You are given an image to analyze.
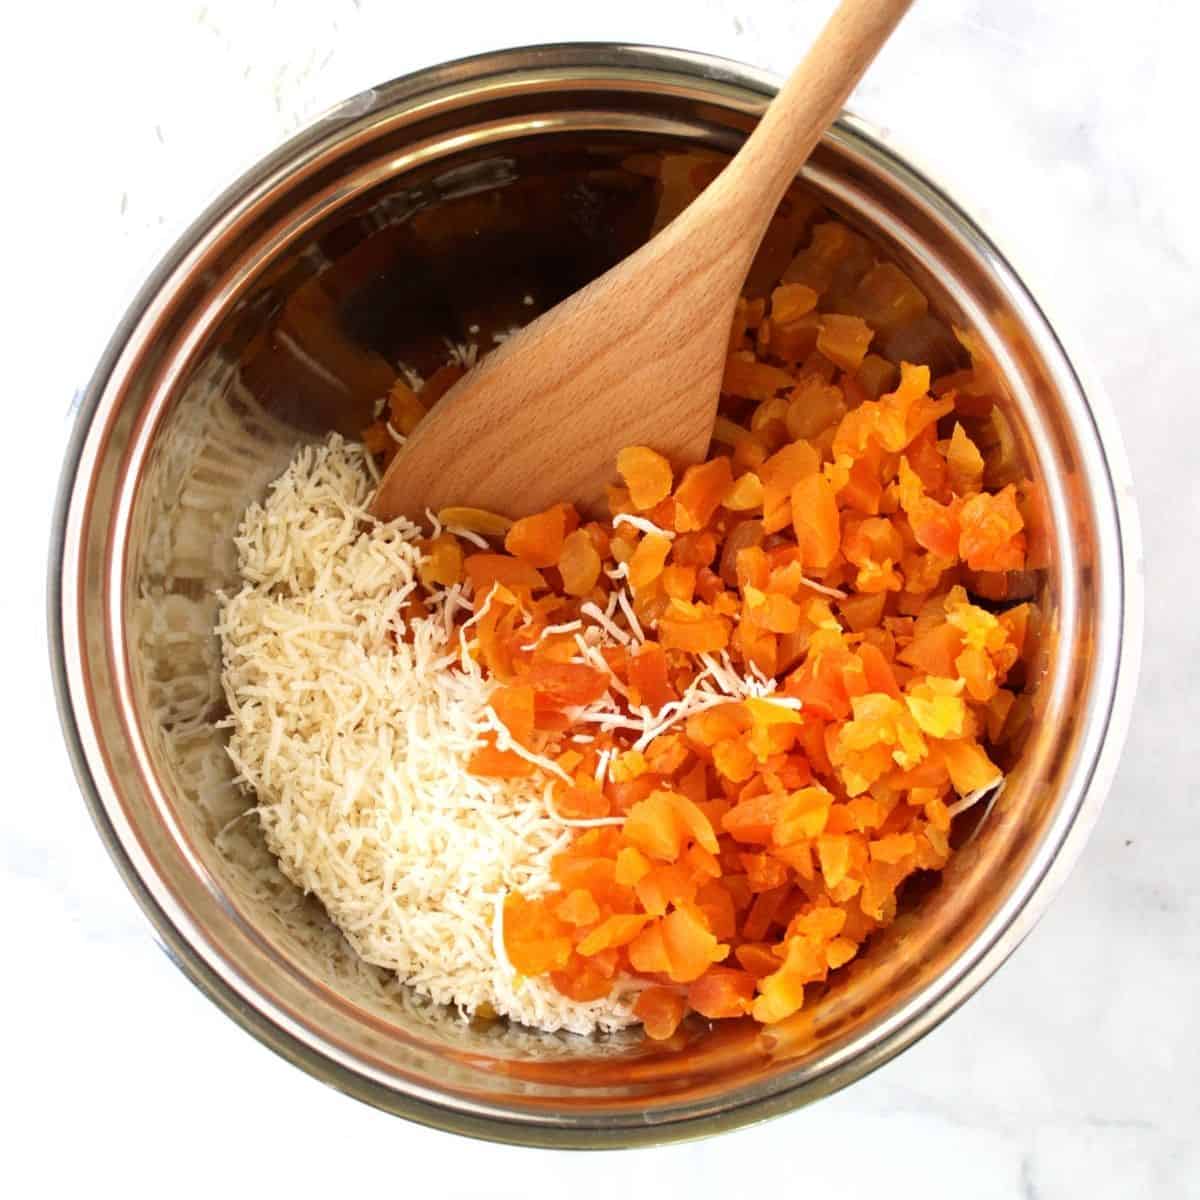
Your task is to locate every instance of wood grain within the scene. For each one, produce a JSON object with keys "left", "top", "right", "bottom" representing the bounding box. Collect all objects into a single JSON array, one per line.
[{"left": 372, "top": 0, "right": 914, "bottom": 521}]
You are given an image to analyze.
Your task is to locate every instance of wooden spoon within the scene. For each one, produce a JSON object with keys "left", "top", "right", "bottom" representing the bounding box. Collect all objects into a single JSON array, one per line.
[{"left": 372, "top": 0, "right": 914, "bottom": 522}]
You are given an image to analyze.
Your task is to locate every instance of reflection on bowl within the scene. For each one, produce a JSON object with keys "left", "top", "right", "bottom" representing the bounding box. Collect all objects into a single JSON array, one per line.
[{"left": 51, "top": 44, "right": 1139, "bottom": 1146}]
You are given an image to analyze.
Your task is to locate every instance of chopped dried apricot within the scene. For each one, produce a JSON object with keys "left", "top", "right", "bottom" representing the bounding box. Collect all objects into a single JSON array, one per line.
[
  {"left": 661, "top": 905, "right": 729, "bottom": 982},
  {"left": 577, "top": 914, "right": 650, "bottom": 957},
  {"left": 387, "top": 379, "right": 428, "bottom": 435},
  {"left": 790, "top": 474, "right": 840, "bottom": 571},
  {"left": 658, "top": 608, "right": 731, "bottom": 654},
  {"left": 419, "top": 532, "right": 464, "bottom": 588},
  {"left": 761, "top": 440, "right": 819, "bottom": 533},
  {"left": 558, "top": 527, "right": 602, "bottom": 596},
  {"left": 628, "top": 643, "right": 675, "bottom": 711},
  {"left": 675, "top": 457, "right": 734, "bottom": 531},
  {"left": 618, "top": 445, "right": 674, "bottom": 511},
  {"left": 464, "top": 553, "right": 546, "bottom": 594},
  {"left": 503, "top": 893, "right": 571, "bottom": 976},
  {"left": 628, "top": 533, "right": 673, "bottom": 592},
  {"left": 444, "top": 219, "right": 1041, "bottom": 1042},
  {"left": 624, "top": 792, "right": 687, "bottom": 862},
  {"left": 628, "top": 920, "right": 672, "bottom": 975},
  {"left": 688, "top": 967, "right": 755, "bottom": 1019},
  {"left": 438, "top": 506, "right": 514, "bottom": 538},
  {"left": 817, "top": 313, "right": 874, "bottom": 371},
  {"left": 723, "top": 353, "right": 795, "bottom": 401},
  {"left": 490, "top": 684, "right": 535, "bottom": 747},
  {"left": 469, "top": 738, "right": 533, "bottom": 779},
  {"left": 635, "top": 987, "right": 687, "bottom": 1040},
  {"left": 526, "top": 659, "right": 608, "bottom": 707},
  {"left": 959, "top": 485, "right": 1026, "bottom": 572}
]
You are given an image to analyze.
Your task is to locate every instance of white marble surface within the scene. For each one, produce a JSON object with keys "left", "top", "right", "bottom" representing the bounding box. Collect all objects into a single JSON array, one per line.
[{"left": 3, "top": 1, "right": 1196, "bottom": 1195}]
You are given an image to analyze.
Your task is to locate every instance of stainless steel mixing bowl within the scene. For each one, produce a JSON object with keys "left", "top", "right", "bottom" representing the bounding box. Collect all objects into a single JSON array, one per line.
[{"left": 49, "top": 44, "right": 1141, "bottom": 1146}]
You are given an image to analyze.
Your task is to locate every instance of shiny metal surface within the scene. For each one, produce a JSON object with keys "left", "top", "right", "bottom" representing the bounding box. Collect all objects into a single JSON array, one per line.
[{"left": 49, "top": 44, "right": 1141, "bottom": 1146}]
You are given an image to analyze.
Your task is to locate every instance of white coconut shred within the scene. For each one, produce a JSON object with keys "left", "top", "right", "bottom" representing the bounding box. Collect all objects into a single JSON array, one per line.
[{"left": 216, "top": 435, "right": 638, "bottom": 1035}]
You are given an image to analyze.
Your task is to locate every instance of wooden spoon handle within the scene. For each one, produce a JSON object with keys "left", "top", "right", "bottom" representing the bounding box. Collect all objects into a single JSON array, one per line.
[{"left": 703, "top": 0, "right": 915, "bottom": 227}]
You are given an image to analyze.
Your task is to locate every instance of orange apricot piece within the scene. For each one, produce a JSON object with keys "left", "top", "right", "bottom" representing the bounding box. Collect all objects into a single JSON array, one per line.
[
  {"left": 686, "top": 703, "right": 751, "bottom": 747},
  {"left": 661, "top": 905, "right": 729, "bottom": 983},
  {"left": 615, "top": 845, "right": 652, "bottom": 887},
  {"left": 555, "top": 784, "right": 612, "bottom": 819},
  {"left": 464, "top": 553, "right": 546, "bottom": 594},
  {"left": 469, "top": 737, "right": 534, "bottom": 779},
  {"left": 489, "top": 684, "right": 535, "bottom": 747},
  {"left": 386, "top": 378, "right": 429, "bottom": 434},
  {"left": 722, "top": 792, "right": 787, "bottom": 844},
  {"left": 675, "top": 457, "right": 734, "bottom": 531},
  {"left": 959, "top": 486, "right": 1026, "bottom": 572},
  {"left": 658, "top": 610, "right": 731, "bottom": 654},
  {"left": 556, "top": 889, "right": 600, "bottom": 926},
  {"left": 628, "top": 920, "right": 672, "bottom": 974},
  {"left": 503, "top": 893, "right": 572, "bottom": 976},
  {"left": 688, "top": 968, "right": 756, "bottom": 1019},
  {"left": 869, "top": 833, "right": 917, "bottom": 864},
  {"left": 816, "top": 834, "right": 852, "bottom": 887},
  {"left": 664, "top": 791, "right": 719, "bottom": 854},
  {"left": 790, "top": 474, "right": 840, "bottom": 571},
  {"left": 946, "top": 423, "right": 985, "bottom": 494},
  {"left": 628, "top": 642, "right": 676, "bottom": 712},
  {"left": 899, "top": 622, "right": 963, "bottom": 677},
  {"left": 695, "top": 880, "right": 737, "bottom": 940},
  {"left": 771, "top": 282, "right": 819, "bottom": 322},
  {"left": 725, "top": 471, "right": 765, "bottom": 511},
  {"left": 577, "top": 914, "right": 650, "bottom": 957},
  {"left": 635, "top": 987, "right": 687, "bottom": 1040},
  {"left": 742, "top": 885, "right": 789, "bottom": 941},
  {"left": 552, "top": 957, "right": 615, "bottom": 1001},
  {"left": 751, "top": 967, "right": 805, "bottom": 1024},
  {"left": 713, "top": 737, "right": 757, "bottom": 783},
  {"left": 741, "top": 852, "right": 789, "bottom": 892},
  {"left": 628, "top": 533, "right": 673, "bottom": 592},
  {"left": 723, "top": 353, "right": 795, "bottom": 402},
  {"left": 672, "top": 531, "right": 719, "bottom": 566},
  {"left": 817, "top": 313, "right": 874, "bottom": 371},
  {"left": 735, "top": 943, "right": 782, "bottom": 979},
  {"left": 558, "top": 528, "right": 602, "bottom": 596},
  {"left": 618, "top": 445, "right": 674, "bottom": 511},
  {"left": 939, "top": 739, "right": 1000, "bottom": 794},
  {"left": 419, "top": 532, "right": 464, "bottom": 588},
  {"left": 505, "top": 504, "right": 569, "bottom": 567},
  {"left": 525, "top": 659, "right": 608, "bottom": 707},
  {"left": 760, "top": 440, "right": 820, "bottom": 533},
  {"left": 624, "top": 792, "right": 687, "bottom": 862}
]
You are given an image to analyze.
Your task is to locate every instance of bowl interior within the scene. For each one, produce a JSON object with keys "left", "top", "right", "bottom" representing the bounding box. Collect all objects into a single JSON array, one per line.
[{"left": 62, "top": 49, "right": 1123, "bottom": 1145}]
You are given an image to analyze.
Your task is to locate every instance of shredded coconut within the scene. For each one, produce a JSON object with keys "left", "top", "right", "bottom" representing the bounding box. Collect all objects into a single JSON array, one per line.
[
  {"left": 445, "top": 525, "right": 489, "bottom": 550},
  {"left": 522, "top": 620, "right": 583, "bottom": 649},
  {"left": 217, "top": 436, "right": 636, "bottom": 1035},
  {"left": 580, "top": 600, "right": 633, "bottom": 646},
  {"left": 947, "top": 776, "right": 1006, "bottom": 828},
  {"left": 797, "top": 575, "right": 848, "bottom": 599},
  {"left": 612, "top": 512, "right": 675, "bottom": 540},
  {"left": 616, "top": 588, "right": 646, "bottom": 642}
]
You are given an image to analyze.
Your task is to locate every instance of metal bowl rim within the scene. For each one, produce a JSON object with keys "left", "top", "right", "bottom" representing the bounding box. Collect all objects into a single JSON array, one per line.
[{"left": 47, "top": 41, "right": 1143, "bottom": 1148}]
